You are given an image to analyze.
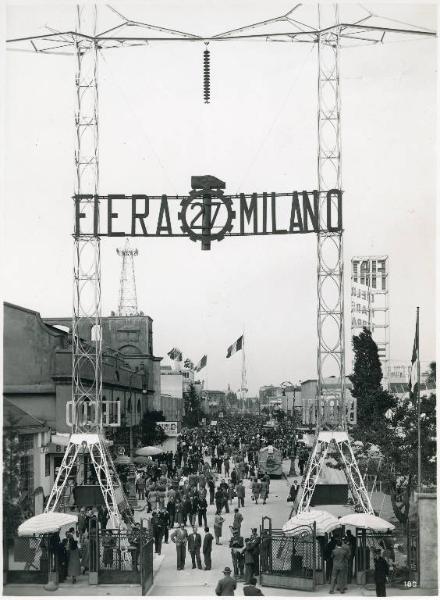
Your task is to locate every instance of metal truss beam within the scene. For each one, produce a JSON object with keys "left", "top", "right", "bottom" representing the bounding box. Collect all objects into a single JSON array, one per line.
[
  {"left": 6, "top": 5, "right": 435, "bottom": 54},
  {"left": 296, "top": 431, "right": 373, "bottom": 514},
  {"left": 73, "top": 4, "right": 101, "bottom": 434},
  {"left": 43, "top": 5, "right": 130, "bottom": 529},
  {"left": 316, "top": 5, "right": 345, "bottom": 431}
]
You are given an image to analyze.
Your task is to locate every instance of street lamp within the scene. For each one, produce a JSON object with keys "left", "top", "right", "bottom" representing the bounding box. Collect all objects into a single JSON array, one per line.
[{"left": 280, "top": 381, "right": 298, "bottom": 476}]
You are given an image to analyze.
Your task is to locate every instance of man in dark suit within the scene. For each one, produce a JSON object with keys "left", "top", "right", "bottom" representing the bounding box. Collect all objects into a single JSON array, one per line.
[
  {"left": 229, "top": 528, "right": 244, "bottom": 578},
  {"left": 243, "top": 576, "right": 264, "bottom": 596},
  {"left": 373, "top": 548, "right": 389, "bottom": 597},
  {"left": 203, "top": 526, "right": 214, "bottom": 570},
  {"left": 215, "top": 566, "right": 237, "bottom": 596},
  {"left": 188, "top": 526, "right": 203, "bottom": 569},
  {"left": 198, "top": 496, "right": 208, "bottom": 528}
]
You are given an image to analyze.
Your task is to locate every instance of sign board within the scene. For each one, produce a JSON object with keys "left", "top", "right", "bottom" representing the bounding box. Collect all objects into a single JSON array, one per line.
[
  {"left": 157, "top": 421, "right": 178, "bottom": 436},
  {"left": 74, "top": 176, "right": 342, "bottom": 250},
  {"left": 218, "top": 412, "right": 224, "bottom": 418},
  {"left": 210, "top": 420, "right": 218, "bottom": 426},
  {"left": 351, "top": 281, "right": 375, "bottom": 330}
]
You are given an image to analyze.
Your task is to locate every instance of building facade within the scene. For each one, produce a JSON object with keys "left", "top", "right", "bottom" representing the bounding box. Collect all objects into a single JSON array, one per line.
[
  {"left": 3, "top": 301, "right": 162, "bottom": 512},
  {"left": 300, "top": 376, "right": 356, "bottom": 428},
  {"left": 351, "top": 256, "right": 390, "bottom": 388}
]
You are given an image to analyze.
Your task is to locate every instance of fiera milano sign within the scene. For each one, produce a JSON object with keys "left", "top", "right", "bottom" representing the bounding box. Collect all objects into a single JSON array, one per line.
[{"left": 74, "top": 176, "right": 342, "bottom": 244}]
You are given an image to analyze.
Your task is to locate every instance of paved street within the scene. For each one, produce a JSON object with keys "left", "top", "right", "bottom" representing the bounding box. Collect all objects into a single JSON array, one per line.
[
  {"left": 148, "top": 461, "right": 293, "bottom": 596},
  {"left": 4, "top": 461, "right": 437, "bottom": 597}
]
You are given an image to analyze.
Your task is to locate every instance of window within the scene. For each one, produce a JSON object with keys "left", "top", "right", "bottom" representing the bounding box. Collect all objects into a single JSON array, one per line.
[
  {"left": 137, "top": 398, "right": 141, "bottom": 415},
  {"left": 20, "top": 455, "right": 34, "bottom": 494},
  {"left": 18, "top": 434, "right": 34, "bottom": 452},
  {"left": 45, "top": 454, "right": 51, "bottom": 477}
]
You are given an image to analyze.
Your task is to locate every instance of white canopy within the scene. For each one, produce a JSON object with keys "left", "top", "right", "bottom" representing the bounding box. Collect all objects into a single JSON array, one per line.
[
  {"left": 283, "top": 509, "right": 340, "bottom": 537},
  {"left": 339, "top": 513, "right": 395, "bottom": 532},
  {"left": 18, "top": 512, "right": 78, "bottom": 536},
  {"left": 136, "top": 446, "right": 162, "bottom": 457}
]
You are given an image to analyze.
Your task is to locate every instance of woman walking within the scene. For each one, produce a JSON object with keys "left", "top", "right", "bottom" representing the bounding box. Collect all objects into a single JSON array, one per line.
[
  {"left": 80, "top": 530, "right": 90, "bottom": 575},
  {"left": 260, "top": 479, "right": 268, "bottom": 505},
  {"left": 251, "top": 479, "right": 261, "bottom": 505},
  {"left": 67, "top": 538, "right": 81, "bottom": 584},
  {"left": 214, "top": 514, "right": 225, "bottom": 545}
]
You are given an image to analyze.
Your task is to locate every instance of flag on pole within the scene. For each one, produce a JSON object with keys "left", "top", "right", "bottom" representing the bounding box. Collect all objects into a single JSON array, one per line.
[
  {"left": 168, "top": 347, "right": 182, "bottom": 361},
  {"left": 408, "top": 309, "right": 419, "bottom": 394},
  {"left": 195, "top": 355, "right": 207, "bottom": 372},
  {"left": 184, "top": 358, "right": 194, "bottom": 369},
  {"left": 226, "top": 335, "right": 243, "bottom": 358}
]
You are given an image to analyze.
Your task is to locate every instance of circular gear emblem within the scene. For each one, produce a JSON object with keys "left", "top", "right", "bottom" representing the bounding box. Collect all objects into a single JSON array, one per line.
[{"left": 178, "top": 189, "right": 235, "bottom": 244}]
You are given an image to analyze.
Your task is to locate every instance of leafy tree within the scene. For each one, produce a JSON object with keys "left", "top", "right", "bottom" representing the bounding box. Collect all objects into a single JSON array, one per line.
[
  {"left": 426, "top": 361, "right": 436, "bottom": 388},
  {"left": 380, "top": 363, "right": 437, "bottom": 524},
  {"left": 139, "top": 410, "right": 167, "bottom": 446},
  {"left": 349, "top": 328, "right": 397, "bottom": 446},
  {"left": 350, "top": 333, "right": 436, "bottom": 525},
  {"left": 183, "top": 383, "right": 205, "bottom": 427},
  {"left": 3, "top": 417, "right": 26, "bottom": 540}
]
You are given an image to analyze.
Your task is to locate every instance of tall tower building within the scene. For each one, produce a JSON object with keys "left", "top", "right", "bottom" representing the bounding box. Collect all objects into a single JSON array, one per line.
[{"left": 351, "top": 256, "right": 390, "bottom": 388}]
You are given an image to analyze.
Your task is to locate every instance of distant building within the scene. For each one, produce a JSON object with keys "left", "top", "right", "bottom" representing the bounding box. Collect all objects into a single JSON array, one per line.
[
  {"left": 203, "top": 390, "right": 226, "bottom": 415},
  {"left": 159, "top": 365, "right": 188, "bottom": 424},
  {"left": 300, "top": 377, "right": 356, "bottom": 428},
  {"left": 351, "top": 256, "right": 390, "bottom": 388},
  {"left": 258, "top": 384, "right": 301, "bottom": 416},
  {"left": 388, "top": 362, "right": 435, "bottom": 400},
  {"left": 3, "top": 301, "right": 162, "bottom": 512}
]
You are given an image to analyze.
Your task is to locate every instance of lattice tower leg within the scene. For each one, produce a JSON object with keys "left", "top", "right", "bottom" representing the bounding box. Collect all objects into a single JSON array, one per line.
[
  {"left": 88, "top": 435, "right": 132, "bottom": 526},
  {"left": 296, "top": 435, "right": 330, "bottom": 513},
  {"left": 316, "top": 4, "right": 346, "bottom": 430},
  {"left": 72, "top": 4, "right": 102, "bottom": 433},
  {"left": 336, "top": 436, "right": 374, "bottom": 514},
  {"left": 296, "top": 432, "right": 373, "bottom": 514},
  {"left": 44, "top": 434, "right": 133, "bottom": 528},
  {"left": 43, "top": 6, "right": 131, "bottom": 528},
  {"left": 44, "top": 442, "right": 81, "bottom": 513}
]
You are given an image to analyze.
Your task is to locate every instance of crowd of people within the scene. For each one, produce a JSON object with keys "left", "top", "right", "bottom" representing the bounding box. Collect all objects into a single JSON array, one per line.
[{"left": 47, "top": 414, "right": 393, "bottom": 597}]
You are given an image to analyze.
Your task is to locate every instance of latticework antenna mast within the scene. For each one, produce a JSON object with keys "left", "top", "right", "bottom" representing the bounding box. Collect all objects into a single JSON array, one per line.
[{"left": 117, "top": 238, "right": 139, "bottom": 316}]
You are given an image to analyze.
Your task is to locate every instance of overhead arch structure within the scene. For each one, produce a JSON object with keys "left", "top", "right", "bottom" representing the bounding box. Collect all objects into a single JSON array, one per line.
[{"left": 7, "top": 3, "right": 436, "bottom": 525}]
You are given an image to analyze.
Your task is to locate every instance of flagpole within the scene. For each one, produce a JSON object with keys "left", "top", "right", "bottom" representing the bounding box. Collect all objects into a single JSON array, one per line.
[
  {"left": 416, "top": 306, "right": 421, "bottom": 494},
  {"left": 241, "top": 331, "right": 247, "bottom": 406}
]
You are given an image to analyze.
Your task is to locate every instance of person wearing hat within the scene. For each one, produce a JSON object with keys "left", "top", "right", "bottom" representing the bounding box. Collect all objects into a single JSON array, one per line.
[
  {"left": 243, "top": 576, "right": 264, "bottom": 596},
  {"left": 249, "top": 529, "right": 261, "bottom": 575},
  {"left": 215, "top": 566, "right": 237, "bottom": 596},
  {"left": 373, "top": 548, "right": 389, "bottom": 597},
  {"left": 229, "top": 528, "right": 244, "bottom": 578}
]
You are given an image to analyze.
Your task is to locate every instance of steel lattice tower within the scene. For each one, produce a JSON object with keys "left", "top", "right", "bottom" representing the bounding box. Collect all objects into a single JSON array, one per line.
[
  {"left": 7, "top": 4, "right": 435, "bottom": 520},
  {"left": 117, "top": 238, "right": 139, "bottom": 316}
]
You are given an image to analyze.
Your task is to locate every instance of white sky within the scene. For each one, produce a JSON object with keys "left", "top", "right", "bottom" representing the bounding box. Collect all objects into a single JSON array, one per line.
[{"left": 2, "top": 2, "right": 437, "bottom": 395}]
